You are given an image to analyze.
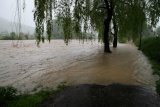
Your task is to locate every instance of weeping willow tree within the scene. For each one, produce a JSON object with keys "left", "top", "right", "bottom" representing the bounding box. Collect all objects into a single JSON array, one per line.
[{"left": 33, "top": 0, "right": 160, "bottom": 52}]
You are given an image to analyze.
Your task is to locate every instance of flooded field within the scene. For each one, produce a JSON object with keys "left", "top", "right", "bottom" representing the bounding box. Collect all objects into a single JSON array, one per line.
[{"left": 0, "top": 40, "right": 158, "bottom": 92}]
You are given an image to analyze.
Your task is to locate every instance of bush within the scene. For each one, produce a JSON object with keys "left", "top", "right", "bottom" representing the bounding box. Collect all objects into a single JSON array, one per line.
[
  {"left": 134, "top": 38, "right": 139, "bottom": 47},
  {"left": 141, "top": 37, "right": 160, "bottom": 63},
  {"left": 0, "top": 84, "right": 66, "bottom": 107},
  {"left": 0, "top": 86, "right": 17, "bottom": 106},
  {"left": 118, "top": 36, "right": 127, "bottom": 43},
  {"left": 156, "top": 80, "right": 160, "bottom": 95}
]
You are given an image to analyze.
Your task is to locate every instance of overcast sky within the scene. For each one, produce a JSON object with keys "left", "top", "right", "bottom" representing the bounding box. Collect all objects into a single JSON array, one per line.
[
  {"left": 0, "top": 0, "right": 35, "bottom": 27},
  {"left": 0, "top": 0, "right": 160, "bottom": 28}
]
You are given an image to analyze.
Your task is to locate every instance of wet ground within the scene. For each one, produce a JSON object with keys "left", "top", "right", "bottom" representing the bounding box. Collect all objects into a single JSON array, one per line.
[{"left": 38, "top": 84, "right": 160, "bottom": 107}]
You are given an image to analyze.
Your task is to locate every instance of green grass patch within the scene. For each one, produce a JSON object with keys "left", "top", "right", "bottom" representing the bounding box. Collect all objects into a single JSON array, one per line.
[
  {"left": 134, "top": 37, "right": 160, "bottom": 94},
  {"left": 0, "top": 84, "right": 66, "bottom": 107}
]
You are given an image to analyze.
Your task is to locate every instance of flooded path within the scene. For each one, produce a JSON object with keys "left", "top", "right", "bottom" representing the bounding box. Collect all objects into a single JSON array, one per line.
[{"left": 0, "top": 40, "right": 158, "bottom": 92}]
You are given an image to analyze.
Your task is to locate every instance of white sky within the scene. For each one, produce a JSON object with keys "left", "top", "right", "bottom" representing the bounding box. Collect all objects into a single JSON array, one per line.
[
  {"left": 0, "top": 0, "right": 35, "bottom": 27},
  {"left": 0, "top": 0, "right": 160, "bottom": 28}
]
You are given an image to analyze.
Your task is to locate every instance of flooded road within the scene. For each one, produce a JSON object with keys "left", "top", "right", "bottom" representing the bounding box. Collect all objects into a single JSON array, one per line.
[{"left": 0, "top": 40, "right": 158, "bottom": 92}]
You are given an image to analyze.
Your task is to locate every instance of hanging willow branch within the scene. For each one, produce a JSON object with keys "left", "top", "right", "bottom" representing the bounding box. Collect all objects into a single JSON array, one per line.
[
  {"left": 33, "top": 0, "right": 160, "bottom": 45},
  {"left": 34, "top": 0, "right": 54, "bottom": 44}
]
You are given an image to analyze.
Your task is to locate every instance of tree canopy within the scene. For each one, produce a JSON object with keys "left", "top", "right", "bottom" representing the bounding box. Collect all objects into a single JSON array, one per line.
[{"left": 33, "top": 0, "right": 160, "bottom": 52}]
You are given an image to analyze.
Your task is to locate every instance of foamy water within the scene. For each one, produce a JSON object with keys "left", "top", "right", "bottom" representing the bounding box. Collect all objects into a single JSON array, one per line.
[{"left": 0, "top": 40, "right": 158, "bottom": 92}]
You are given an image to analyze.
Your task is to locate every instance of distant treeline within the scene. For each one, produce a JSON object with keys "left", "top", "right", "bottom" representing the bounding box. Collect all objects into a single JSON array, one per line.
[
  {"left": 0, "top": 20, "right": 96, "bottom": 40},
  {"left": 0, "top": 32, "right": 35, "bottom": 40},
  {"left": 50, "top": 20, "right": 96, "bottom": 40}
]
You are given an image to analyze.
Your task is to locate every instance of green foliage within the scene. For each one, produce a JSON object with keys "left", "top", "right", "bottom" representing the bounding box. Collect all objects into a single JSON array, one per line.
[
  {"left": 140, "top": 37, "right": 160, "bottom": 62},
  {"left": 0, "top": 32, "right": 19, "bottom": 40},
  {"left": 57, "top": 84, "right": 66, "bottom": 91},
  {"left": 118, "top": 36, "right": 127, "bottom": 43},
  {"left": 134, "top": 38, "right": 139, "bottom": 47},
  {"left": 156, "top": 80, "right": 160, "bottom": 95},
  {"left": 0, "top": 86, "right": 17, "bottom": 106},
  {"left": 0, "top": 32, "right": 37, "bottom": 40},
  {"left": 7, "top": 90, "right": 53, "bottom": 107},
  {"left": 0, "top": 84, "right": 66, "bottom": 107},
  {"left": 34, "top": 0, "right": 53, "bottom": 44},
  {"left": 33, "top": 0, "right": 160, "bottom": 46}
]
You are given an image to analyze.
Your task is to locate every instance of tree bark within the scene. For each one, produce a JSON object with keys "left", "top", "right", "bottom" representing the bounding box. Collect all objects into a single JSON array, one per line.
[
  {"left": 104, "top": 19, "right": 111, "bottom": 53},
  {"left": 104, "top": 0, "right": 113, "bottom": 53},
  {"left": 138, "top": 22, "right": 143, "bottom": 50},
  {"left": 138, "top": 34, "right": 142, "bottom": 50}
]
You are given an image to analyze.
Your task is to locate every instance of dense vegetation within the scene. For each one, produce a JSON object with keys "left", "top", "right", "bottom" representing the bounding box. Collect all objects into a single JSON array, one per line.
[
  {"left": 135, "top": 37, "right": 160, "bottom": 94},
  {"left": 0, "top": 84, "right": 66, "bottom": 107}
]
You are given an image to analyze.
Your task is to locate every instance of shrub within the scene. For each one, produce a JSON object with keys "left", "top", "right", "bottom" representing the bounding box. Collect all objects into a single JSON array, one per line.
[
  {"left": 0, "top": 86, "right": 17, "bottom": 106},
  {"left": 0, "top": 84, "right": 66, "bottom": 107},
  {"left": 118, "top": 36, "right": 127, "bottom": 43},
  {"left": 141, "top": 37, "right": 160, "bottom": 63},
  {"left": 134, "top": 38, "right": 139, "bottom": 47},
  {"left": 156, "top": 80, "right": 160, "bottom": 95}
]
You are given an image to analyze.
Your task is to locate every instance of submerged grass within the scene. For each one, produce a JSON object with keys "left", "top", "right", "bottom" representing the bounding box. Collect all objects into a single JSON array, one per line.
[
  {"left": 0, "top": 84, "right": 66, "bottom": 107},
  {"left": 135, "top": 37, "right": 160, "bottom": 94}
]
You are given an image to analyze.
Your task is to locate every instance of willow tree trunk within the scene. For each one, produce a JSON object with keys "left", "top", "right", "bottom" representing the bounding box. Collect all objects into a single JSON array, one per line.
[
  {"left": 104, "top": 0, "right": 113, "bottom": 53},
  {"left": 104, "top": 19, "right": 111, "bottom": 53}
]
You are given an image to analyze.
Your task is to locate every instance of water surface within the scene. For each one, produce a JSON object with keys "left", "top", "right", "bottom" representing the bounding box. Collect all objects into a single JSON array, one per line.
[{"left": 0, "top": 40, "right": 158, "bottom": 92}]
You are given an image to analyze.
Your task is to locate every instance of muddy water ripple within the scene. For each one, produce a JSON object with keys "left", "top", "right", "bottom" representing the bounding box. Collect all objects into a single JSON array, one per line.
[{"left": 0, "top": 40, "right": 158, "bottom": 92}]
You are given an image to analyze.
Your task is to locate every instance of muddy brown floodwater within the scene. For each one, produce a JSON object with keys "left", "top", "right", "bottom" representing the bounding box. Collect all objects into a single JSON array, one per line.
[{"left": 0, "top": 40, "right": 159, "bottom": 92}]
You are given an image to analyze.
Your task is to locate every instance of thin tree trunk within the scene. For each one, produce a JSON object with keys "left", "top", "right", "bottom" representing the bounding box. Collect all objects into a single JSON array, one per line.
[
  {"left": 113, "top": 16, "right": 117, "bottom": 48},
  {"left": 138, "top": 23, "right": 143, "bottom": 50}
]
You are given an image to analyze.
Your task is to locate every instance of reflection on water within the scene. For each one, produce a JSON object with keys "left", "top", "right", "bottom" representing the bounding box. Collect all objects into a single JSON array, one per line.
[{"left": 0, "top": 40, "right": 158, "bottom": 92}]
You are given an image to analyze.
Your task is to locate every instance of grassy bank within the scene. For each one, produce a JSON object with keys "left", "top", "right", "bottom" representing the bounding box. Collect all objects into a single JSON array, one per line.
[
  {"left": 135, "top": 37, "right": 160, "bottom": 94},
  {"left": 0, "top": 84, "right": 66, "bottom": 107}
]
